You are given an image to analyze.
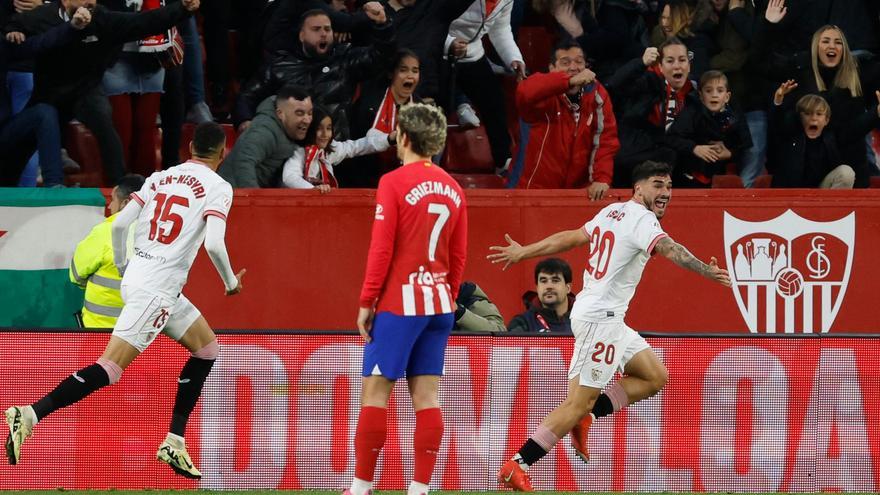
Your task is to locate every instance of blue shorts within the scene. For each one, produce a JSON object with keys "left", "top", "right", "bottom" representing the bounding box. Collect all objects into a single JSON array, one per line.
[{"left": 362, "top": 312, "right": 454, "bottom": 380}]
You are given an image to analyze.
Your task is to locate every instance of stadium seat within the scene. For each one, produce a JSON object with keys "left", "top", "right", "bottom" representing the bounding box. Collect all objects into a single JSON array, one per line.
[
  {"left": 711, "top": 174, "right": 744, "bottom": 188},
  {"left": 870, "top": 176, "right": 880, "bottom": 188},
  {"left": 752, "top": 175, "right": 773, "bottom": 188},
  {"left": 451, "top": 173, "right": 506, "bottom": 189},
  {"left": 64, "top": 122, "right": 107, "bottom": 188},
  {"left": 441, "top": 125, "right": 495, "bottom": 173},
  {"left": 517, "top": 27, "right": 555, "bottom": 72}
]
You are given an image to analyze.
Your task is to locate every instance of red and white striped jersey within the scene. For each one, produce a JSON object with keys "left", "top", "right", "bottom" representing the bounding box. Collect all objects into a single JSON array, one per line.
[
  {"left": 125, "top": 161, "right": 233, "bottom": 297},
  {"left": 571, "top": 200, "right": 667, "bottom": 321},
  {"left": 359, "top": 160, "right": 468, "bottom": 316}
]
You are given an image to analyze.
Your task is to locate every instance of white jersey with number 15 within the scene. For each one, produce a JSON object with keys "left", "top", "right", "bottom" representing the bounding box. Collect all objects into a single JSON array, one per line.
[
  {"left": 570, "top": 200, "right": 668, "bottom": 322},
  {"left": 124, "top": 161, "right": 233, "bottom": 297}
]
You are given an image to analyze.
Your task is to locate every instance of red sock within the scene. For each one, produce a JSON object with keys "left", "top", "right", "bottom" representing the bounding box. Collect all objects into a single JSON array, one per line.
[
  {"left": 354, "top": 406, "right": 387, "bottom": 482},
  {"left": 413, "top": 407, "right": 444, "bottom": 484}
]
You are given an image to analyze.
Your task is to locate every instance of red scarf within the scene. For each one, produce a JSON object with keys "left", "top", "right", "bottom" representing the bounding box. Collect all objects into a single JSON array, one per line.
[
  {"left": 303, "top": 145, "right": 338, "bottom": 188},
  {"left": 135, "top": 0, "right": 172, "bottom": 52},
  {"left": 372, "top": 87, "right": 413, "bottom": 174},
  {"left": 372, "top": 87, "right": 399, "bottom": 134},
  {"left": 647, "top": 65, "right": 693, "bottom": 130}
]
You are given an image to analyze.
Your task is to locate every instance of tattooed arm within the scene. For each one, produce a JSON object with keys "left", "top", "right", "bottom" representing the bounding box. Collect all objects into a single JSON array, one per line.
[{"left": 653, "top": 237, "right": 731, "bottom": 287}]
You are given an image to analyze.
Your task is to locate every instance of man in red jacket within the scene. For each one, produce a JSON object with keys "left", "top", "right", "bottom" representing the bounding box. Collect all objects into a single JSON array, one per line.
[{"left": 513, "top": 40, "right": 619, "bottom": 198}]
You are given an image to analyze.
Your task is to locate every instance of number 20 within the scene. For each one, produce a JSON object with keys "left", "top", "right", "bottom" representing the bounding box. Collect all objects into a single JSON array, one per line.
[{"left": 591, "top": 342, "right": 616, "bottom": 365}]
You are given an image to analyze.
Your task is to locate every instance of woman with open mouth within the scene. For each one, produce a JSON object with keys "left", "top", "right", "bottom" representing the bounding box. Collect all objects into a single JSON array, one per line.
[
  {"left": 338, "top": 49, "right": 424, "bottom": 188},
  {"left": 757, "top": 0, "right": 875, "bottom": 187}
]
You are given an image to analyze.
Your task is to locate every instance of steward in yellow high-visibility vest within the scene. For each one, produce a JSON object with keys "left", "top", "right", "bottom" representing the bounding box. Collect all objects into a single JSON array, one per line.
[{"left": 70, "top": 174, "right": 145, "bottom": 328}]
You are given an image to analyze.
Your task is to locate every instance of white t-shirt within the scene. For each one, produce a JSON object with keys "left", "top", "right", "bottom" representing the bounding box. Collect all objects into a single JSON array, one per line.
[
  {"left": 124, "top": 161, "right": 233, "bottom": 297},
  {"left": 571, "top": 200, "right": 668, "bottom": 321}
]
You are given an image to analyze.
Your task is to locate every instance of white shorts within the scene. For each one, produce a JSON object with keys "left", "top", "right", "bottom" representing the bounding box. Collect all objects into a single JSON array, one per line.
[
  {"left": 113, "top": 286, "right": 201, "bottom": 352},
  {"left": 568, "top": 318, "right": 651, "bottom": 388}
]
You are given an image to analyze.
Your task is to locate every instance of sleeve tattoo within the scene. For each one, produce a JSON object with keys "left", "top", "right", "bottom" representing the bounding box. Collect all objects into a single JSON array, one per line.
[{"left": 654, "top": 237, "right": 711, "bottom": 277}]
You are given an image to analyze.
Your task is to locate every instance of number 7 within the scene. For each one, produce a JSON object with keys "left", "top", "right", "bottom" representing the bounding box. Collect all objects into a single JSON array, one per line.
[{"left": 427, "top": 203, "right": 450, "bottom": 261}]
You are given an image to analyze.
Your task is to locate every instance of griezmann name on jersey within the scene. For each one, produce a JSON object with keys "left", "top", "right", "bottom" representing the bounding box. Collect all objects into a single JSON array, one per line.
[
  {"left": 126, "top": 161, "right": 233, "bottom": 298},
  {"left": 571, "top": 200, "right": 668, "bottom": 321},
  {"left": 360, "top": 161, "right": 468, "bottom": 316}
]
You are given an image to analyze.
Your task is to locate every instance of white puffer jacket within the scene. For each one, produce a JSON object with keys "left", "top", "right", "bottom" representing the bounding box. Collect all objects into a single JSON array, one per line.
[{"left": 444, "top": 0, "right": 524, "bottom": 69}]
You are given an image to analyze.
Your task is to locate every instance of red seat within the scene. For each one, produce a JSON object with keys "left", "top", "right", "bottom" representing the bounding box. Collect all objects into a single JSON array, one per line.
[
  {"left": 752, "top": 175, "right": 773, "bottom": 188},
  {"left": 870, "top": 176, "right": 880, "bottom": 188},
  {"left": 711, "top": 174, "right": 744, "bottom": 188},
  {"left": 64, "top": 123, "right": 107, "bottom": 188},
  {"left": 441, "top": 125, "right": 495, "bottom": 173},
  {"left": 451, "top": 173, "right": 506, "bottom": 189},
  {"left": 517, "top": 27, "right": 555, "bottom": 73}
]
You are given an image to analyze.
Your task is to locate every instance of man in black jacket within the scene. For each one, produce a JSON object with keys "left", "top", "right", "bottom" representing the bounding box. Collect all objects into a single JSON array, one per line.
[
  {"left": 5, "top": 0, "right": 199, "bottom": 185},
  {"left": 0, "top": 6, "right": 90, "bottom": 186},
  {"left": 233, "top": 6, "right": 394, "bottom": 140},
  {"left": 507, "top": 258, "right": 575, "bottom": 333}
]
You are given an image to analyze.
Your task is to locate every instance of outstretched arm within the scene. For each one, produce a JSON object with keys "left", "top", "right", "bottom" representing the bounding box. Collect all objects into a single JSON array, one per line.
[
  {"left": 204, "top": 215, "right": 245, "bottom": 295},
  {"left": 653, "top": 237, "right": 731, "bottom": 286},
  {"left": 487, "top": 229, "right": 590, "bottom": 271}
]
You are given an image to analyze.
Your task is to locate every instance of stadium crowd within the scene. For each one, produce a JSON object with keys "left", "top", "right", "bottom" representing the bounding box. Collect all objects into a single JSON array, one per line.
[{"left": 1, "top": 0, "right": 880, "bottom": 191}]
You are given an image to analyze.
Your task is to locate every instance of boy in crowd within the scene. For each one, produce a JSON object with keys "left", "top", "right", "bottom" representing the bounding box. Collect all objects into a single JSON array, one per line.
[
  {"left": 769, "top": 80, "right": 880, "bottom": 188},
  {"left": 666, "top": 70, "right": 752, "bottom": 187}
]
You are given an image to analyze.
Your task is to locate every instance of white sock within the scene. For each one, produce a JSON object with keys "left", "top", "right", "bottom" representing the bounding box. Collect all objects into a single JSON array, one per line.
[
  {"left": 512, "top": 452, "right": 529, "bottom": 472},
  {"left": 22, "top": 405, "right": 38, "bottom": 426},
  {"left": 407, "top": 481, "right": 430, "bottom": 495},
  {"left": 165, "top": 432, "right": 186, "bottom": 448},
  {"left": 350, "top": 477, "right": 373, "bottom": 495}
]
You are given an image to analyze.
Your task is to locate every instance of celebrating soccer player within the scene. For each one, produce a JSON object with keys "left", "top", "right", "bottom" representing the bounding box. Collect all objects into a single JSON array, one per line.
[
  {"left": 489, "top": 160, "right": 730, "bottom": 491},
  {"left": 347, "top": 103, "right": 468, "bottom": 495},
  {"left": 5, "top": 123, "right": 245, "bottom": 479}
]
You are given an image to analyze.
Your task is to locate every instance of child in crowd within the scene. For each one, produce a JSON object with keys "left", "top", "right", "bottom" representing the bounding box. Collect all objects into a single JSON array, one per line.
[
  {"left": 768, "top": 80, "right": 880, "bottom": 188},
  {"left": 666, "top": 70, "right": 752, "bottom": 186},
  {"left": 281, "top": 105, "right": 394, "bottom": 191}
]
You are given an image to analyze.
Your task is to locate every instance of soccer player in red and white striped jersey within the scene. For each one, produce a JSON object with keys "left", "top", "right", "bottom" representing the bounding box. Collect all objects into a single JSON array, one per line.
[{"left": 348, "top": 103, "right": 468, "bottom": 495}]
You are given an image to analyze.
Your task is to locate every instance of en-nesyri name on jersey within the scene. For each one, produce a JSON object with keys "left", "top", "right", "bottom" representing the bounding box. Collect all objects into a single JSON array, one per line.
[
  {"left": 571, "top": 200, "right": 667, "bottom": 321},
  {"left": 125, "top": 161, "right": 233, "bottom": 297}
]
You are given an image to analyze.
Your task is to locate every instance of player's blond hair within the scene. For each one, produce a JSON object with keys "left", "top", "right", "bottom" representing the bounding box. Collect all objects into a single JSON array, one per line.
[{"left": 398, "top": 103, "right": 447, "bottom": 157}]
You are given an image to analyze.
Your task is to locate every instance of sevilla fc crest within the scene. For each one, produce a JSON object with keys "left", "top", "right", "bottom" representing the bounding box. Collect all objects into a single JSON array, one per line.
[{"left": 723, "top": 210, "right": 854, "bottom": 333}]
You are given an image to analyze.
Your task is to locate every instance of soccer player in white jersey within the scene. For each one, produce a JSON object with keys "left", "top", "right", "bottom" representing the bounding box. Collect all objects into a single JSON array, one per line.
[
  {"left": 5, "top": 123, "right": 245, "bottom": 479},
  {"left": 489, "top": 160, "right": 730, "bottom": 491}
]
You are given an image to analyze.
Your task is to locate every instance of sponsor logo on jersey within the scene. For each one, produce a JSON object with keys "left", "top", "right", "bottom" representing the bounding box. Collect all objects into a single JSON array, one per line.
[{"left": 723, "top": 210, "right": 854, "bottom": 333}]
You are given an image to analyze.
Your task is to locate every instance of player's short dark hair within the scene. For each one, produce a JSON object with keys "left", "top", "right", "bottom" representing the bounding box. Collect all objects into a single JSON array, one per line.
[
  {"left": 550, "top": 39, "right": 584, "bottom": 64},
  {"left": 299, "top": 8, "right": 330, "bottom": 30},
  {"left": 114, "top": 174, "right": 145, "bottom": 201},
  {"left": 535, "top": 258, "right": 572, "bottom": 284},
  {"left": 305, "top": 104, "right": 335, "bottom": 153},
  {"left": 276, "top": 84, "right": 311, "bottom": 107},
  {"left": 632, "top": 160, "right": 673, "bottom": 184},
  {"left": 398, "top": 103, "right": 446, "bottom": 157},
  {"left": 192, "top": 122, "right": 227, "bottom": 157}
]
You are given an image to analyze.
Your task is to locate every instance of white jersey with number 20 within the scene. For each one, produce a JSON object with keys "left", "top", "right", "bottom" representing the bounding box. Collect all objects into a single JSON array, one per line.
[
  {"left": 124, "top": 161, "right": 233, "bottom": 297},
  {"left": 571, "top": 200, "right": 668, "bottom": 321}
]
